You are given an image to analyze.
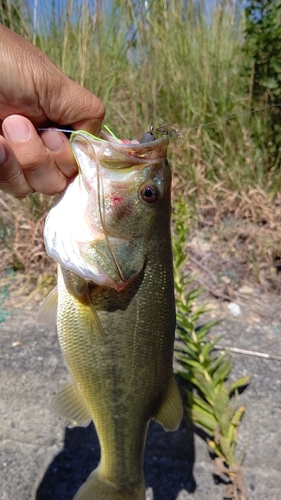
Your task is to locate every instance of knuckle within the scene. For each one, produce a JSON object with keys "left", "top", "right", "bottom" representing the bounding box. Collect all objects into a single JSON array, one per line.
[
  {"left": 0, "top": 168, "right": 25, "bottom": 190},
  {"left": 22, "top": 152, "right": 47, "bottom": 171},
  {"left": 0, "top": 179, "right": 32, "bottom": 197}
]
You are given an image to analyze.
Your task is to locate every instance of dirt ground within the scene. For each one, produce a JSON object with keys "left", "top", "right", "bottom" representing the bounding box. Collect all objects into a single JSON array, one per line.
[{"left": 0, "top": 218, "right": 281, "bottom": 500}]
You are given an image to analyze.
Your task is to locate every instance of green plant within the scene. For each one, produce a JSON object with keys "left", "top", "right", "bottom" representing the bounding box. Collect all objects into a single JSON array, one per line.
[
  {"left": 172, "top": 197, "right": 250, "bottom": 500},
  {"left": 0, "top": 0, "right": 31, "bottom": 37},
  {"left": 244, "top": 0, "right": 281, "bottom": 192}
]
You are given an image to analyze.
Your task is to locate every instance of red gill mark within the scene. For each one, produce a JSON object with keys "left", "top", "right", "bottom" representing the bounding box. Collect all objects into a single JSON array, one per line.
[
  {"left": 111, "top": 194, "right": 123, "bottom": 206},
  {"left": 110, "top": 193, "right": 132, "bottom": 220}
]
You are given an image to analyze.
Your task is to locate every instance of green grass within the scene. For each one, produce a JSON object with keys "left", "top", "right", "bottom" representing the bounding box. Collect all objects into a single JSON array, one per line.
[
  {"left": 28, "top": 0, "right": 274, "bottom": 193},
  {"left": 0, "top": 0, "right": 279, "bottom": 277},
  {"left": 1, "top": 0, "right": 272, "bottom": 189}
]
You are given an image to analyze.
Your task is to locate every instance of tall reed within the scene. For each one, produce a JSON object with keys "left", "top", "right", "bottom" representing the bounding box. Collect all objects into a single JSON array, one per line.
[{"left": 29, "top": 0, "right": 264, "bottom": 191}]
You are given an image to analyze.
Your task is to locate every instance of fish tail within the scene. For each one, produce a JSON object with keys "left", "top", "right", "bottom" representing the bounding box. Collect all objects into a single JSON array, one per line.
[{"left": 73, "top": 467, "right": 146, "bottom": 500}]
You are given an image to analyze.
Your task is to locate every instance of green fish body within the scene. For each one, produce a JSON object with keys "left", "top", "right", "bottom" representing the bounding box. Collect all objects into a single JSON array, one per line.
[{"left": 38, "top": 131, "right": 182, "bottom": 499}]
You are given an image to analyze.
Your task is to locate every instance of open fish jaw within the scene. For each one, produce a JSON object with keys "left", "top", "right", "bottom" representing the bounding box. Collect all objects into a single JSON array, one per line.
[{"left": 44, "top": 133, "right": 169, "bottom": 288}]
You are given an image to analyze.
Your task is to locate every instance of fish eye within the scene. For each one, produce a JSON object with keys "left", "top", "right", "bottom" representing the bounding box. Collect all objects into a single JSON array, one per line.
[{"left": 140, "top": 185, "right": 158, "bottom": 204}]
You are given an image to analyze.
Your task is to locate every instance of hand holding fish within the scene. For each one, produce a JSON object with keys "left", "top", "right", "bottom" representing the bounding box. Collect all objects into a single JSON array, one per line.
[{"left": 0, "top": 23, "right": 104, "bottom": 197}]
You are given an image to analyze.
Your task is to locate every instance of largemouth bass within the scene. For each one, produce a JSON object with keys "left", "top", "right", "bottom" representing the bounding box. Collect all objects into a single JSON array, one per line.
[{"left": 37, "top": 129, "right": 183, "bottom": 500}]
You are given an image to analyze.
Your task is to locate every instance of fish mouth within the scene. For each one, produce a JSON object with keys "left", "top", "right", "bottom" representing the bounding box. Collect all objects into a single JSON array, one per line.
[{"left": 71, "top": 131, "right": 168, "bottom": 176}]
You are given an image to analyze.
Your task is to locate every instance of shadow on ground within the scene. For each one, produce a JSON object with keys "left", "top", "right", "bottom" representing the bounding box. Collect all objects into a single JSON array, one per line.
[{"left": 36, "top": 416, "right": 196, "bottom": 500}]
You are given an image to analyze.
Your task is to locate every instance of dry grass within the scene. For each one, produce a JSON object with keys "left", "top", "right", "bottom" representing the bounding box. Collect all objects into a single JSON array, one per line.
[
  {"left": 0, "top": 193, "right": 53, "bottom": 274},
  {"left": 0, "top": 192, "right": 56, "bottom": 307},
  {"left": 170, "top": 168, "right": 281, "bottom": 326},
  {"left": 195, "top": 188, "right": 281, "bottom": 285},
  {"left": 169, "top": 122, "right": 281, "bottom": 296}
]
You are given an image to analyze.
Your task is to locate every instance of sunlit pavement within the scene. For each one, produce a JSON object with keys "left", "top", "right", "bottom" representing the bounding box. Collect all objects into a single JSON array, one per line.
[{"left": 0, "top": 307, "right": 280, "bottom": 500}]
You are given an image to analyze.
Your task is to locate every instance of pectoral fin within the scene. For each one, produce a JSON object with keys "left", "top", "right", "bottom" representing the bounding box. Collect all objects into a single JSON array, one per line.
[
  {"left": 60, "top": 267, "right": 107, "bottom": 339},
  {"left": 86, "top": 293, "right": 107, "bottom": 339},
  {"left": 52, "top": 382, "right": 92, "bottom": 427},
  {"left": 154, "top": 375, "right": 183, "bottom": 431},
  {"left": 36, "top": 286, "right": 58, "bottom": 331}
]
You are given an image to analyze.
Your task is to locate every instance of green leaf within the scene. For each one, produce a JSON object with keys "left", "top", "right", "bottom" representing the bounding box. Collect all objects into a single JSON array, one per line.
[
  {"left": 196, "top": 320, "right": 220, "bottom": 342},
  {"left": 226, "top": 423, "right": 238, "bottom": 444},
  {"left": 176, "top": 304, "right": 194, "bottom": 317},
  {"left": 189, "top": 405, "right": 218, "bottom": 433},
  {"left": 189, "top": 392, "right": 214, "bottom": 415},
  {"left": 176, "top": 316, "right": 194, "bottom": 330},
  {"left": 174, "top": 339, "right": 199, "bottom": 356},
  {"left": 192, "top": 371, "right": 215, "bottom": 403},
  {"left": 178, "top": 357, "right": 207, "bottom": 373},
  {"left": 212, "top": 358, "right": 232, "bottom": 386},
  {"left": 228, "top": 375, "right": 251, "bottom": 395},
  {"left": 174, "top": 254, "right": 187, "bottom": 267},
  {"left": 176, "top": 369, "right": 192, "bottom": 381},
  {"left": 260, "top": 77, "right": 278, "bottom": 89},
  {"left": 207, "top": 439, "right": 223, "bottom": 457},
  {"left": 210, "top": 351, "right": 228, "bottom": 373},
  {"left": 213, "top": 386, "right": 230, "bottom": 421},
  {"left": 270, "top": 58, "right": 281, "bottom": 73},
  {"left": 210, "top": 334, "right": 225, "bottom": 347},
  {"left": 219, "top": 435, "right": 235, "bottom": 465},
  {"left": 230, "top": 406, "right": 245, "bottom": 428},
  {"left": 191, "top": 303, "right": 207, "bottom": 315},
  {"left": 200, "top": 341, "right": 214, "bottom": 360},
  {"left": 220, "top": 405, "right": 236, "bottom": 437},
  {"left": 186, "top": 288, "right": 203, "bottom": 301}
]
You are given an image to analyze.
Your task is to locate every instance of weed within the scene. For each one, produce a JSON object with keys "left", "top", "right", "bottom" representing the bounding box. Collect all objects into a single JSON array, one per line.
[
  {"left": 173, "top": 197, "right": 250, "bottom": 500},
  {"left": 0, "top": 193, "right": 51, "bottom": 273}
]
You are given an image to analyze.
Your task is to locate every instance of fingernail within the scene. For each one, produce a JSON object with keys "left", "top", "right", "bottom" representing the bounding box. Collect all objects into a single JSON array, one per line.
[
  {"left": 0, "top": 142, "right": 7, "bottom": 164},
  {"left": 41, "top": 130, "right": 64, "bottom": 153},
  {"left": 4, "top": 117, "right": 30, "bottom": 142}
]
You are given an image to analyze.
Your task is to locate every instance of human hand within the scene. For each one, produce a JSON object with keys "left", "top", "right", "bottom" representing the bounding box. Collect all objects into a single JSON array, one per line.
[{"left": 0, "top": 24, "right": 105, "bottom": 197}]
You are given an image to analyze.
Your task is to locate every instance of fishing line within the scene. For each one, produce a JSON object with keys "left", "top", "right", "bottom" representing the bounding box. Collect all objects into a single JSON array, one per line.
[
  {"left": 38, "top": 128, "right": 104, "bottom": 141},
  {"left": 186, "top": 103, "right": 281, "bottom": 132},
  {"left": 38, "top": 103, "right": 281, "bottom": 141},
  {"left": 75, "top": 133, "right": 126, "bottom": 284},
  {"left": 38, "top": 127, "right": 126, "bottom": 283},
  {"left": 95, "top": 153, "right": 126, "bottom": 284},
  {"left": 155, "top": 103, "right": 281, "bottom": 138}
]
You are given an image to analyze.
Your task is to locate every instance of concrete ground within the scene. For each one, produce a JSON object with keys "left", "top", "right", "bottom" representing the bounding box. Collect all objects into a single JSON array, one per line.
[{"left": 0, "top": 301, "right": 280, "bottom": 500}]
